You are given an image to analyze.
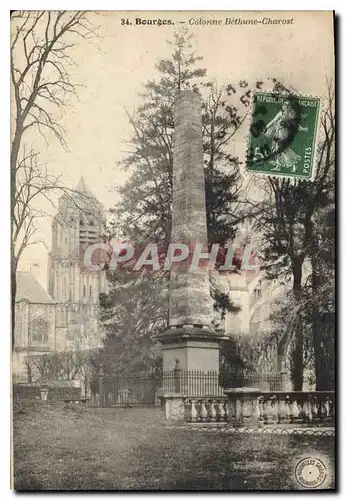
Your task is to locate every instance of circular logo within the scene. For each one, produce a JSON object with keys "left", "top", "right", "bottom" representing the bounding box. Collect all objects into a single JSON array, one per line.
[{"left": 295, "top": 457, "right": 327, "bottom": 489}]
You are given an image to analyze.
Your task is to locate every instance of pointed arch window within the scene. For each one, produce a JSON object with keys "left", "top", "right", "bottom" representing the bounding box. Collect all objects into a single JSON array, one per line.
[{"left": 31, "top": 317, "right": 49, "bottom": 342}]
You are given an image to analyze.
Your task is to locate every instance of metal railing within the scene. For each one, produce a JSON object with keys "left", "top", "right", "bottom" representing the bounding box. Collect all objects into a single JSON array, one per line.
[{"left": 91, "top": 365, "right": 284, "bottom": 406}]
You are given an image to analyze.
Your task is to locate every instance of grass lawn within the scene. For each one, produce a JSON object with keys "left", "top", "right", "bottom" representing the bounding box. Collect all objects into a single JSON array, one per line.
[{"left": 13, "top": 401, "right": 335, "bottom": 491}]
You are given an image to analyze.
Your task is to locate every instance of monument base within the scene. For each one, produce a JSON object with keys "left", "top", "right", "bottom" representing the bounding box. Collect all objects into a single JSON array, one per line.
[
  {"left": 158, "top": 326, "right": 227, "bottom": 372},
  {"left": 162, "top": 394, "right": 185, "bottom": 421}
]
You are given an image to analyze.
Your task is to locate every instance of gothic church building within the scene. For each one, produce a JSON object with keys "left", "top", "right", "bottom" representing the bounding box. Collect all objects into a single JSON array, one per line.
[{"left": 13, "top": 177, "right": 108, "bottom": 379}]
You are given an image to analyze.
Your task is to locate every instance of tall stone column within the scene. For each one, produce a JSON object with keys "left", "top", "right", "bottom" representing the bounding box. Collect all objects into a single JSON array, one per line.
[{"left": 159, "top": 91, "right": 226, "bottom": 379}]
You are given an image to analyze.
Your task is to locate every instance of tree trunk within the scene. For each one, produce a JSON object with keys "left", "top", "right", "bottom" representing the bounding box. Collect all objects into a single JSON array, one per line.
[
  {"left": 311, "top": 256, "right": 334, "bottom": 390},
  {"left": 312, "top": 321, "right": 328, "bottom": 390},
  {"left": 11, "top": 128, "right": 22, "bottom": 350},
  {"left": 290, "top": 257, "right": 304, "bottom": 391},
  {"left": 291, "top": 322, "right": 303, "bottom": 391},
  {"left": 11, "top": 256, "right": 18, "bottom": 350}
]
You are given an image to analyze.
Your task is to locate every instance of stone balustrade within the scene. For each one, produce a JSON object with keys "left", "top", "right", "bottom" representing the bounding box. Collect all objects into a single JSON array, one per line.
[
  {"left": 162, "top": 390, "right": 335, "bottom": 425},
  {"left": 183, "top": 397, "right": 229, "bottom": 423},
  {"left": 225, "top": 390, "right": 335, "bottom": 426}
]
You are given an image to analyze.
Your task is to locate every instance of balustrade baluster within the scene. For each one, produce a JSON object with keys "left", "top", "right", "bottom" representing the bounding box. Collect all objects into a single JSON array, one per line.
[
  {"left": 310, "top": 395, "right": 319, "bottom": 421},
  {"left": 200, "top": 399, "right": 208, "bottom": 421},
  {"left": 329, "top": 397, "right": 334, "bottom": 420},
  {"left": 270, "top": 395, "right": 278, "bottom": 423},
  {"left": 257, "top": 396, "right": 264, "bottom": 422},
  {"left": 298, "top": 399, "right": 304, "bottom": 422},
  {"left": 217, "top": 400, "right": 224, "bottom": 421},
  {"left": 276, "top": 396, "right": 285, "bottom": 423},
  {"left": 190, "top": 399, "right": 198, "bottom": 422},
  {"left": 209, "top": 399, "right": 217, "bottom": 421},
  {"left": 262, "top": 396, "right": 269, "bottom": 424},
  {"left": 264, "top": 395, "right": 275, "bottom": 424},
  {"left": 285, "top": 396, "right": 293, "bottom": 423},
  {"left": 291, "top": 399, "right": 301, "bottom": 422},
  {"left": 183, "top": 398, "right": 191, "bottom": 422},
  {"left": 320, "top": 397, "right": 330, "bottom": 421},
  {"left": 226, "top": 396, "right": 234, "bottom": 422},
  {"left": 205, "top": 400, "right": 211, "bottom": 420},
  {"left": 302, "top": 395, "right": 313, "bottom": 422},
  {"left": 235, "top": 395, "right": 244, "bottom": 423},
  {"left": 195, "top": 400, "right": 202, "bottom": 421},
  {"left": 223, "top": 399, "right": 229, "bottom": 421},
  {"left": 324, "top": 397, "right": 330, "bottom": 417}
]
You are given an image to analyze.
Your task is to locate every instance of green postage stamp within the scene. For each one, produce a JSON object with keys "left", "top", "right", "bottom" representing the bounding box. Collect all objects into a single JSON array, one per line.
[{"left": 246, "top": 92, "right": 321, "bottom": 179}]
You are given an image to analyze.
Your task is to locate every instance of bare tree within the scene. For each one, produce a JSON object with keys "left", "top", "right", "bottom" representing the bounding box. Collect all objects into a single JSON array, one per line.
[
  {"left": 11, "top": 11, "right": 98, "bottom": 345},
  {"left": 24, "top": 349, "right": 96, "bottom": 386},
  {"left": 24, "top": 352, "right": 60, "bottom": 382}
]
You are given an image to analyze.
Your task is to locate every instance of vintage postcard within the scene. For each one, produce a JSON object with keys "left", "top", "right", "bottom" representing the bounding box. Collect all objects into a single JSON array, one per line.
[{"left": 11, "top": 11, "right": 335, "bottom": 491}]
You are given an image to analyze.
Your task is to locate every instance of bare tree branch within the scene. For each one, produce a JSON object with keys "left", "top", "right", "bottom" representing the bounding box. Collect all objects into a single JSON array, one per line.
[{"left": 11, "top": 11, "right": 100, "bottom": 346}]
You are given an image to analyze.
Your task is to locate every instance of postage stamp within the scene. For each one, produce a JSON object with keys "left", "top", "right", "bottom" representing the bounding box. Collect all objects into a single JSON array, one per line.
[{"left": 246, "top": 92, "right": 321, "bottom": 179}]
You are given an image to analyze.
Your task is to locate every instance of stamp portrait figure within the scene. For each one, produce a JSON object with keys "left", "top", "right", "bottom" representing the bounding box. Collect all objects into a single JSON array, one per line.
[{"left": 264, "top": 100, "right": 308, "bottom": 172}]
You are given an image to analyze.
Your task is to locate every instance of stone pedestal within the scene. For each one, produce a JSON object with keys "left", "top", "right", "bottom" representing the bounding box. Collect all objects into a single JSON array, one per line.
[
  {"left": 225, "top": 389, "right": 262, "bottom": 425},
  {"left": 163, "top": 394, "right": 185, "bottom": 421},
  {"left": 159, "top": 328, "right": 226, "bottom": 397},
  {"left": 161, "top": 328, "right": 222, "bottom": 372}
]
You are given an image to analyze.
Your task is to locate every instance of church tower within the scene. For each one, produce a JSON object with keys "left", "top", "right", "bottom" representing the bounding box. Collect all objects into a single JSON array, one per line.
[{"left": 48, "top": 177, "right": 108, "bottom": 351}]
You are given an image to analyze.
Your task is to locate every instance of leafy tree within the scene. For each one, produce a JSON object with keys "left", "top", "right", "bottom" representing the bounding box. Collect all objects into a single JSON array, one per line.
[{"left": 99, "top": 266, "right": 166, "bottom": 376}]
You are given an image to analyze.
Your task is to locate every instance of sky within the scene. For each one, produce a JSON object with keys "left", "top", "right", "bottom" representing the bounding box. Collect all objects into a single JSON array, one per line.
[{"left": 12, "top": 10, "right": 335, "bottom": 287}]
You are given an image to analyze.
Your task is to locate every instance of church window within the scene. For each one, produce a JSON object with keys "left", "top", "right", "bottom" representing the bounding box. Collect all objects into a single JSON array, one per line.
[
  {"left": 89, "top": 285, "right": 92, "bottom": 298},
  {"left": 80, "top": 219, "right": 84, "bottom": 226},
  {"left": 31, "top": 317, "right": 49, "bottom": 342},
  {"left": 89, "top": 219, "right": 94, "bottom": 226},
  {"left": 83, "top": 284, "right": 86, "bottom": 297}
]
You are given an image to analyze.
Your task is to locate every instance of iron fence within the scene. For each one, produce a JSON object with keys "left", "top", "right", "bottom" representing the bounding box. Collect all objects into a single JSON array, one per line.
[
  {"left": 90, "top": 369, "right": 283, "bottom": 406},
  {"left": 162, "top": 370, "right": 224, "bottom": 396},
  {"left": 91, "top": 372, "right": 162, "bottom": 407},
  {"left": 13, "top": 383, "right": 81, "bottom": 402},
  {"left": 220, "top": 372, "right": 283, "bottom": 392}
]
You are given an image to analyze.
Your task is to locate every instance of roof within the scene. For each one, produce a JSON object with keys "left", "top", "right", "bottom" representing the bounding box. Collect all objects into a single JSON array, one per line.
[
  {"left": 58, "top": 175, "right": 104, "bottom": 214},
  {"left": 16, "top": 272, "right": 55, "bottom": 304}
]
